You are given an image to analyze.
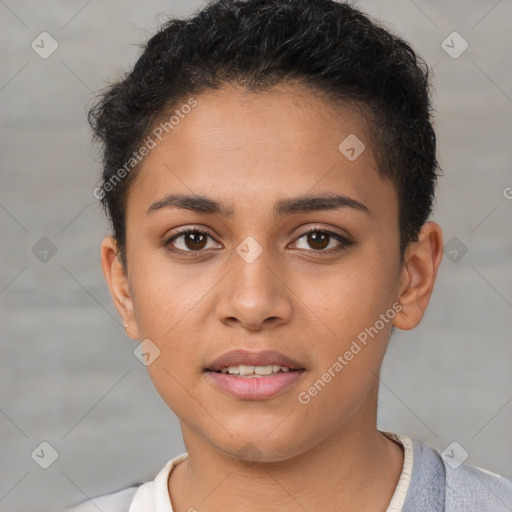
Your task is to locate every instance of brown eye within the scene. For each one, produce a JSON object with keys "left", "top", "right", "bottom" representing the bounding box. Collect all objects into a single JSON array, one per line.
[
  {"left": 165, "top": 229, "right": 219, "bottom": 254},
  {"left": 293, "top": 228, "right": 353, "bottom": 253},
  {"left": 182, "top": 231, "right": 207, "bottom": 250},
  {"left": 306, "top": 231, "right": 330, "bottom": 250}
]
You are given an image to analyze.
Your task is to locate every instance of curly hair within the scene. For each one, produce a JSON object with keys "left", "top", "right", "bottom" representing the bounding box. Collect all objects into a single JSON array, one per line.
[{"left": 88, "top": 0, "right": 440, "bottom": 266}]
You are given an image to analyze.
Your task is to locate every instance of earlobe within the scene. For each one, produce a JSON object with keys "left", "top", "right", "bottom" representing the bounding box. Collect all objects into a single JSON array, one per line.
[
  {"left": 393, "top": 222, "right": 444, "bottom": 330},
  {"left": 100, "top": 236, "right": 139, "bottom": 339}
]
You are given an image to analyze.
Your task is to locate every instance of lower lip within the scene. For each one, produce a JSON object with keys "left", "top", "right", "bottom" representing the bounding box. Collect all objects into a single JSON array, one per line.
[{"left": 206, "top": 370, "right": 305, "bottom": 400}]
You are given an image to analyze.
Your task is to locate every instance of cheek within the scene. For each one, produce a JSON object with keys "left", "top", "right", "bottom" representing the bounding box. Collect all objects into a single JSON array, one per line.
[
  {"left": 307, "top": 250, "right": 399, "bottom": 384},
  {"left": 128, "top": 248, "right": 207, "bottom": 337},
  {"left": 316, "top": 256, "right": 397, "bottom": 331},
  {"left": 127, "top": 250, "right": 213, "bottom": 386},
  {"left": 296, "top": 275, "right": 395, "bottom": 428}
]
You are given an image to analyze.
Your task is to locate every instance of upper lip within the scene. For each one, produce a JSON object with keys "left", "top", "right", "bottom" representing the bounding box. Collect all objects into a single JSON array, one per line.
[{"left": 206, "top": 349, "right": 305, "bottom": 372}]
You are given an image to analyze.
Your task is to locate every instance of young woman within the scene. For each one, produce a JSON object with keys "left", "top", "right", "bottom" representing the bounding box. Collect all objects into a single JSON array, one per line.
[{"left": 67, "top": 0, "right": 512, "bottom": 510}]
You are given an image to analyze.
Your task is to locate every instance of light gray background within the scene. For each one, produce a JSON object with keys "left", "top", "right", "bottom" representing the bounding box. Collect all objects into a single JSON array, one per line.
[{"left": 1, "top": 1, "right": 511, "bottom": 511}]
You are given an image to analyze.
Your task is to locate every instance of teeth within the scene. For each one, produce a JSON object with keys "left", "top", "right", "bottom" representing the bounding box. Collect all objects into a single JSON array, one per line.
[
  {"left": 220, "top": 365, "right": 293, "bottom": 375},
  {"left": 240, "top": 364, "right": 257, "bottom": 375}
]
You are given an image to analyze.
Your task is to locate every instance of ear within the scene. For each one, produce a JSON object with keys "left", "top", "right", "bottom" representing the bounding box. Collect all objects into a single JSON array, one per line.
[
  {"left": 393, "top": 221, "right": 444, "bottom": 330},
  {"left": 100, "top": 236, "right": 139, "bottom": 339}
]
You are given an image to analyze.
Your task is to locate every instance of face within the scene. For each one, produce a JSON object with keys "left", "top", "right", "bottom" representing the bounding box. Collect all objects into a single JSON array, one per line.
[{"left": 102, "top": 83, "right": 437, "bottom": 462}]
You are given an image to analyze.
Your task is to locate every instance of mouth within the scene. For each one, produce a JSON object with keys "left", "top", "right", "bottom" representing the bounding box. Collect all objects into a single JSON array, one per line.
[
  {"left": 205, "top": 348, "right": 305, "bottom": 373},
  {"left": 208, "top": 364, "right": 302, "bottom": 377},
  {"left": 204, "top": 349, "right": 306, "bottom": 400}
]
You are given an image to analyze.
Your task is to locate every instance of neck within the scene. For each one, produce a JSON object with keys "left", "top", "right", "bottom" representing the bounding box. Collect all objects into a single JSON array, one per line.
[{"left": 170, "top": 414, "right": 404, "bottom": 512}]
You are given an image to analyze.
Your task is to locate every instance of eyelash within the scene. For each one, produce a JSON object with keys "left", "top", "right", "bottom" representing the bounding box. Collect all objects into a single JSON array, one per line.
[{"left": 163, "top": 226, "right": 353, "bottom": 257}]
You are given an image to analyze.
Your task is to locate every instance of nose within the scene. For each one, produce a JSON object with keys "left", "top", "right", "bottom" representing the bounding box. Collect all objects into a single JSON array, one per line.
[{"left": 215, "top": 243, "right": 293, "bottom": 331}]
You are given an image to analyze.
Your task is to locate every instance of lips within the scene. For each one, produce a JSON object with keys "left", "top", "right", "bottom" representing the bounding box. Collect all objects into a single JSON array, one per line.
[{"left": 205, "top": 349, "right": 305, "bottom": 372}]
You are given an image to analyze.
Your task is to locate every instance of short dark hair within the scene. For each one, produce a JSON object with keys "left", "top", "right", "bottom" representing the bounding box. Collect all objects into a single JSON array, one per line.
[{"left": 89, "top": 0, "right": 440, "bottom": 266}]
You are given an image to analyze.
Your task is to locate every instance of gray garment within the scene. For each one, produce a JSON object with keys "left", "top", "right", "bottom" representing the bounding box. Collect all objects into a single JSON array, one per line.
[
  {"left": 65, "top": 438, "right": 512, "bottom": 511},
  {"left": 404, "top": 438, "right": 512, "bottom": 511}
]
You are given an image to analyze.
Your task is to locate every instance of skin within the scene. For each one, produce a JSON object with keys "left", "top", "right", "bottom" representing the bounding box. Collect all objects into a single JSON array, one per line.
[{"left": 101, "top": 83, "right": 443, "bottom": 511}]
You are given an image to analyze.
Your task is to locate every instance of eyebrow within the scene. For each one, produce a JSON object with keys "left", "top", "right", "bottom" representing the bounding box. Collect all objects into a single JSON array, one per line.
[{"left": 147, "top": 192, "right": 370, "bottom": 218}]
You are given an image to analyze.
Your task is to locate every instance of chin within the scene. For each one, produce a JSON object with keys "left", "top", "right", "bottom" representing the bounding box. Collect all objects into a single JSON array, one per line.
[{"left": 214, "top": 428, "right": 310, "bottom": 465}]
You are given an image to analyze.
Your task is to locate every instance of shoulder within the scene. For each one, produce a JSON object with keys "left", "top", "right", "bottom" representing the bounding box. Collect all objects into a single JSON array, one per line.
[
  {"left": 64, "top": 484, "right": 141, "bottom": 512},
  {"left": 63, "top": 452, "right": 189, "bottom": 512},
  {"left": 410, "top": 437, "right": 512, "bottom": 512},
  {"left": 443, "top": 459, "right": 512, "bottom": 511}
]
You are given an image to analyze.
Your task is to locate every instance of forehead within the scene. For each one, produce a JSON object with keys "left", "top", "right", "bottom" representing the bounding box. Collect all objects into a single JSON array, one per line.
[{"left": 127, "top": 83, "right": 395, "bottom": 217}]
